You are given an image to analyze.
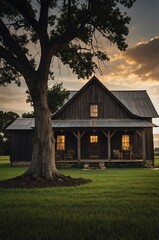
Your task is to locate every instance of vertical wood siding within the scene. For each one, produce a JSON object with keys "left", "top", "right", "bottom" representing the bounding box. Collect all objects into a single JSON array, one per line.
[
  {"left": 145, "top": 128, "right": 154, "bottom": 161},
  {"left": 10, "top": 131, "right": 33, "bottom": 162},
  {"left": 9, "top": 128, "right": 154, "bottom": 162},
  {"left": 55, "top": 79, "right": 131, "bottom": 119}
]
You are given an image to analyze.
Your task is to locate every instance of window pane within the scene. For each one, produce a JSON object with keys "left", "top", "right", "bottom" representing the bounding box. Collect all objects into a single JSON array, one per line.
[
  {"left": 90, "top": 135, "right": 98, "bottom": 143},
  {"left": 57, "top": 135, "right": 65, "bottom": 150},
  {"left": 122, "top": 135, "right": 130, "bottom": 150},
  {"left": 90, "top": 104, "right": 98, "bottom": 117}
]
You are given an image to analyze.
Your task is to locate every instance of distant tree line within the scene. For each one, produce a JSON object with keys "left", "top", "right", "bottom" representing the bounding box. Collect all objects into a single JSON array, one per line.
[
  {"left": 0, "top": 111, "right": 19, "bottom": 155},
  {"left": 154, "top": 147, "right": 159, "bottom": 156},
  {"left": 26, "top": 82, "right": 70, "bottom": 115}
]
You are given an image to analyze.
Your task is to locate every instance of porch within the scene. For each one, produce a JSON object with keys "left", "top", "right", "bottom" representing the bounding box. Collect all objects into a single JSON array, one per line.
[
  {"left": 54, "top": 128, "right": 148, "bottom": 162},
  {"left": 55, "top": 158, "right": 145, "bottom": 169}
]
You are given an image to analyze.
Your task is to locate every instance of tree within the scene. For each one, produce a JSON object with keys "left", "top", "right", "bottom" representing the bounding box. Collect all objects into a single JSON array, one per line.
[
  {"left": 0, "top": 111, "right": 19, "bottom": 155},
  {"left": 25, "top": 82, "right": 70, "bottom": 115},
  {"left": 0, "top": 0, "right": 136, "bottom": 181},
  {"left": 22, "top": 111, "right": 35, "bottom": 118}
]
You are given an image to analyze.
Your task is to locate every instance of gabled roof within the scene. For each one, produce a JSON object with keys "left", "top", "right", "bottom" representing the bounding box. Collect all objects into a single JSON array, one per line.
[
  {"left": 112, "top": 90, "right": 158, "bottom": 118},
  {"left": 53, "top": 76, "right": 136, "bottom": 118},
  {"left": 54, "top": 76, "right": 158, "bottom": 118}
]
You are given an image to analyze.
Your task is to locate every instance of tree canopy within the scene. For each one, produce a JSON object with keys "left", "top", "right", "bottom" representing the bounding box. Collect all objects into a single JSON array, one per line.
[
  {"left": 25, "top": 82, "right": 70, "bottom": 114},
  {"left": 0, "top": 0, "right": 136, "bottom": 85}
]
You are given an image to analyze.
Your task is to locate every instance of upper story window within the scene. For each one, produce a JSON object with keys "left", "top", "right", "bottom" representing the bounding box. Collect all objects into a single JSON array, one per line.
[
  {"left": 122, "top": 135, "right": 130, "bottom": 150},
  {"left": 57, "top": 135, "right": 65, "bottom": 150},
  {"left": 90, "top": 104, "right": 98, "bottom": 117}
]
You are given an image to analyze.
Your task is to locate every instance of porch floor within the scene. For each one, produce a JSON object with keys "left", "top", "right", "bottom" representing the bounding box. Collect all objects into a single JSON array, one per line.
[{"left": 56, "top": 159, "right": 144, "bottom": 163}]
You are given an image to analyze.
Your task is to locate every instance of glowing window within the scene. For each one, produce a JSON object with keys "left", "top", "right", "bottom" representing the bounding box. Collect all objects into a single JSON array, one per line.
[
  {"left": 122, "top": 135, "right": 130, "bottom": 150},
  {"left": 90, "top": 104, "right": 98, "bottom": 117},
  {"left": 57, "top": 135, "right": 65, "bottom": 150},
  {"left": 90, "top": 135, "right": 98, "bottom": 143}
]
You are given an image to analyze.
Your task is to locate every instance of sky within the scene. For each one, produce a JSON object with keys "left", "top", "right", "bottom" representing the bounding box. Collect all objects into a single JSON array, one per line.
[{"left": 1, "top": 0, "right": 159, "bottom": 144}]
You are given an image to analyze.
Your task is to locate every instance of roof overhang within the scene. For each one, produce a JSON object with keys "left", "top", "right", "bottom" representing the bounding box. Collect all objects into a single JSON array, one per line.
[
  {"left": 6, "top": 118, "right": 157, "bottom": 131},
  {"left": 52, "top": 119, "right": 157, "bottom": 129}
]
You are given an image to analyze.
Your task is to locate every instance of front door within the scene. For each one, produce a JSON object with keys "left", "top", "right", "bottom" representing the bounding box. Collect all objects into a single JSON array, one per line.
[{"left": 89, "top": 135, "right": 99, "bottom": 158}]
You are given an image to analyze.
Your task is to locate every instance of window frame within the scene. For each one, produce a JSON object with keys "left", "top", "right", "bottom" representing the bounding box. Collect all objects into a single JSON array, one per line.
[
  {"left": 122, "top": 134, "right": 130, "bottom": 151},
  {"left": 90, "top": 135, "right": 98, "bottom": 143},
  {"left": 89, "top": 104, "right": 99, "bottom": 118},
  {"left": 56, "top": 135, "right": 65, "bottom": 151}
]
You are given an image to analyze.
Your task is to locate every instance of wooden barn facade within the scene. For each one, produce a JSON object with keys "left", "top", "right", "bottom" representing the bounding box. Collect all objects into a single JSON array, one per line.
[{"left": 7, "top": 77, "right": 158, "bottom": 168}]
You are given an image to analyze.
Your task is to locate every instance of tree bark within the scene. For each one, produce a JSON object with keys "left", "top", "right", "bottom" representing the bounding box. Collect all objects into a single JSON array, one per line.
[{"left": 25, "top": 78, "right": 58, "bottom": 180}]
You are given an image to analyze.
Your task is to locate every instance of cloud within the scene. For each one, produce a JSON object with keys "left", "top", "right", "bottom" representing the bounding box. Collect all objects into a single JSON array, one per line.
[
  {"left": 0, "top": 82, "right": 32, "bottom": 115},
  {"left": 124, "top": 36, "right": 159, "bottom": 81},
  {"left": 154, "top": 134, "right": 159, "bottom": 147}
]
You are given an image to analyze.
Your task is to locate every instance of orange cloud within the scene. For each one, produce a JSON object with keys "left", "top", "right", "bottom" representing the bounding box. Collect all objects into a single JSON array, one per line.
[
  {"left": 154, "top": 134, "right": 159, "bottom": 148},
  {"left": 124, "top": 36, "right": 159, "bottom": 81}
]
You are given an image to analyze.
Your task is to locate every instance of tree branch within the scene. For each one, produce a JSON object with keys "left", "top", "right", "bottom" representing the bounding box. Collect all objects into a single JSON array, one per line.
[
  {"left": 0, "top": 19, "right": 30, "bottom": 63},
  {"left": 78, "top": 0, "right": 93, "bottom": 32},
  {"left": 50, "top": 1, "right": 93, "bottom": 54},
  {"left": 67, "top": 0, "right": 72, "bottom": 28},
  {"left": 6, "top": 0, "right": 39, "bottom": 33},
  {"left": 0, "top": 45, "right": 28, "bottom": 77},
  {"left": 38, "top": 0, "right": 49, "bottom": 45}
]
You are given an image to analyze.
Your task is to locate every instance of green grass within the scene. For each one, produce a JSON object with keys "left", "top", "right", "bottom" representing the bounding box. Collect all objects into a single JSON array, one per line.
[
  {"left": 0, "top": 156, "right": 28, "bottom": 180},
  {"left": 0, "top": 157, "right": 159, "bottom": 240},
  {"left": 154, "top": 155, "right": 159, "bottom": 167}
]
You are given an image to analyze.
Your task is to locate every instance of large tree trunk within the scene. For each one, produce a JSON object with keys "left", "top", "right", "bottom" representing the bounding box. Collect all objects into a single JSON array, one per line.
[
  {"left": 26, "top": 78, "right": 58, "bottom": 180},
  {"left": 0, "top": 77, "right": 91, "bottom": 187}
]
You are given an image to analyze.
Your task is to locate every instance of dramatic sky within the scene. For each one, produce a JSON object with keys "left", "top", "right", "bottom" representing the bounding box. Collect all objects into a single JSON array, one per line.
[{"left": 1, "top": 0, "right": 159, "bottom": 142}]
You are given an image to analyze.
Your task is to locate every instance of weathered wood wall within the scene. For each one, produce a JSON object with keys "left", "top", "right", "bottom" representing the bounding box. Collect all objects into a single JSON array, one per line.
[
  {"left": 145, "top": 127, "right": 154, "bottom": 161},
  {"left": 9, "top": 128, "right": 154, "bottom": 163},
  {"left": 54, "top": 129, "right": 154, "bottom": 161},
  {"left": 54, "top": 79, "right": 132, "bottom": 119},
  {"left": 81, "top": 131, "right": 108, "bottom": 159},
  {"left": 54, "top": 131, "right": 77, "bottom": 159},
  {"left": 10, "top": 131, "right": 33, "bottom": 162}
]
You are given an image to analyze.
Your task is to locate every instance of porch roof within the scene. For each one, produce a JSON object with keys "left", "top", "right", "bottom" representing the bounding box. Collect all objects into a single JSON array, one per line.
[
  {"left": 6, "top": 118, "right": 157, "bottom": 131},
  {"left": 7, "top": 118, "right": 34, "bottom": 130},
  {"left": 52, "top": 119, "right": 157, "bottom": 128}
]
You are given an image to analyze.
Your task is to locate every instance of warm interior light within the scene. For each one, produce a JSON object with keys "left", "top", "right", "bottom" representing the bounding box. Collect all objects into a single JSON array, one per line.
[
  {"left": 90, "top": 135, "right": 98, "bottom": 143},
  {"left": 90, "top": 104, "right": 98, "bottom": 117},
  {"left": 122, "top": 134, "right": 130, "bottom": 150},
  {"left": 57, "top": 135, "right": 65, "bottom": 150}
]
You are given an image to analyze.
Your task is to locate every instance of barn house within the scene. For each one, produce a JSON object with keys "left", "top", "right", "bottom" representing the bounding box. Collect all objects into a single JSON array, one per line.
[{"left": 7, "top": 76, "right": 158, "bottom": 168}]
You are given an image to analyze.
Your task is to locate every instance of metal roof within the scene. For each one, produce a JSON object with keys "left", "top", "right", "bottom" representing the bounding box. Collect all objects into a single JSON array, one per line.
[
  {"left": 7, "top": 118, "right": 157, "bottom": 130},
  {"left": 67, "top": 90, "right": 158, "bottom": 118},
  {"left": 111, "top": 91, "right": 158, "bottom": 118},
  {"left": 52, "top": 119, "right": 157, "bottom": 128},
  {"left": 7, "top": 118, "right": 34, "bottom": 130}
]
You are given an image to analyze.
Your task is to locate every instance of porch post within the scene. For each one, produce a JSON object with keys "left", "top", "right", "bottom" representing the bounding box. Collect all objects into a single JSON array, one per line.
[
  {"left": 103, "top": 130, "right": 116, "bottom": 161},
  {"left": 77, "top": 130, "right": 81, "bottom": 160},
  {"left": 142, "top": 129, "right": 146, "bottom": 161},
  {"left": 108, "top": 131, "right": 111, "bottom": 161},
  {"left": 73, "top": 131, "right": 85, "bottom": 161},
  {"left": 136, "top": 129, "right": 146, "bottom": 161}
]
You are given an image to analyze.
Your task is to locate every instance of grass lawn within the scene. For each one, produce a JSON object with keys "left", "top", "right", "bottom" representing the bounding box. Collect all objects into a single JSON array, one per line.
[
  {"left": 0, "top": 157, "right": 159, "bottom": 240},
  {"left": 154, "top": 155, "right": 159, "bottom": 167}
]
